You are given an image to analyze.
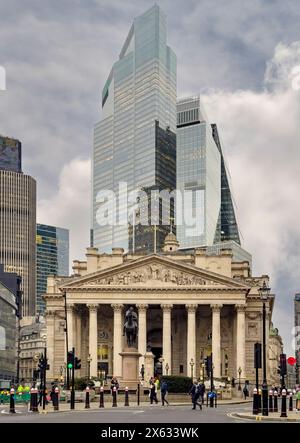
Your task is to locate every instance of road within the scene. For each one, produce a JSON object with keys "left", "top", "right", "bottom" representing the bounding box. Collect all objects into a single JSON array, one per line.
[{"left": 0, "top": 403, "right": 256, "bottom": 423}]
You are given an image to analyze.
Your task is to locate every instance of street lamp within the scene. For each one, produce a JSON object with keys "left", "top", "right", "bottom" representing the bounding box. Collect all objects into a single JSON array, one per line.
[
  {"left": 190, "top": 358, "right": 195, "bottom": 380},
  {"left": 87, "top": 354, "right": 92, "bottom": 380},
  {"left": 238, "top": 367, "right": 242, "bottom": 391},
  {"left": 165, "top": 363, "right": 169, "bottom": 375},
  {"left": 259, "top": 281, "right": 271, "bottom": 416}
]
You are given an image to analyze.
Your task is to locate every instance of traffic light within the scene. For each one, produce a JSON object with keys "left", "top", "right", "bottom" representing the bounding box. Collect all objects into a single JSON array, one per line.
[
  {"left": 204, "top": 355, "right": 212, "bottom": 376},
  {"left": 67, "top": 351, "right": 74, "bottom": 369},
  {"left": 280, "top": 354, "right": 287, "bottom": 376},
  {"left": 74, "top": 357, "right": 81, "bottom": 370},
  {"left": 15, "top": 276, "right": 22, "bottom": 319}
]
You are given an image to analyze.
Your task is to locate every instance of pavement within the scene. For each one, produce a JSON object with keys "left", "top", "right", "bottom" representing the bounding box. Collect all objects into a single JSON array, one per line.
[{"left": 232, "top": 411, "right": 300, "bottom": 422}]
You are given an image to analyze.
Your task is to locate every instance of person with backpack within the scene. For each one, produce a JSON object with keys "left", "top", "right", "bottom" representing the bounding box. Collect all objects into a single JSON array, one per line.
[{"left": 160, "top": 380, "right": 169, "bottom": 406}]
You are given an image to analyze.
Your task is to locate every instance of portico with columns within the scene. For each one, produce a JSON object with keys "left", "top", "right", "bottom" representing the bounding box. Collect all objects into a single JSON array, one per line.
[{"left": 44, "top": 243, "right": 275, "bottom": 386}]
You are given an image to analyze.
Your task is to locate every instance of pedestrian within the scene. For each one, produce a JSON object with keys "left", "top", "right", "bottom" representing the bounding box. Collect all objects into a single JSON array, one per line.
[
  {"left": 189, "top": 381, "right": 202, "bottom": 410},
  {"left": 160, "top": 380, "right": 169, "bottom": 406},
  {"left": 110, "top": 376, "right": 119, "bottom": 395},
  {"left": 198, "top": 381, "right": 205, "bottom": 405},
  {"left": 149, "top": 377, "right": 158, "bottom": 405},
  {"left": 243, "top": 384, "right": 249, "bottom": 400},
  {"left": 154, "top": 377, "right": 160, "bottom": 402},
  {"left": 296, "top": 389, "right": 300, "bottom": 411}
]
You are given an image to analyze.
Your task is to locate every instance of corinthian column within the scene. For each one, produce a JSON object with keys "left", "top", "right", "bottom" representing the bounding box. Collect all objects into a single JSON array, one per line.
[
  {"left": 66, "top": 304, "right": 74, "bottom": 351},
  {"left": 161, "top": 304, "right": 173, "bottom": 374},
  {"left": 112, "top": 304, "right": 123, "bottom": 378},
  {"left": 87, "top": 304, "right": 98, "bottom": 377},
  {"left": 211, "top": 304, "right": 222, "bottom": 378},
  {"left": 236, "top": 304, "right": 246, "bottom": 380},
  {"left": 186, "top": 304, "right": 197, "bottom": 378},
  {"left": 137, "top": 304, "right": 148, "bottom": 368}
]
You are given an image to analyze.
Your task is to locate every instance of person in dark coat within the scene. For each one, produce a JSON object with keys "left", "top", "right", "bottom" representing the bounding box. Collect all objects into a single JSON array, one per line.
[
  {"left": 198, "top": 382, "right": 205, "bottom": 405},
  {"left": 149, "top": 377, "right": 158, "bottom": 405},
  {"left": 160, "top": 380, "right": 169, "bottom": 406},
  {"left": 189, "top": 382, "right": 202, "bottom": 410}
]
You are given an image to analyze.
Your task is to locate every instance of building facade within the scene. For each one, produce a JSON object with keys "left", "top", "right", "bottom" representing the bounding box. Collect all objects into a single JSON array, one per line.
[
  {"left": 92, "top": 5, "right": 177, "bottom": 253},
  {"left": 0, "top": 280, "right": 17, "bottom": 384},
  {"left": 36, "top": 224, "right": 69, "bottom": 315},
  {"left": 0, "top": 135, "right": 22, "bottom": 173},
  {"left": 268, "top": 323, "right": 283, "bottom": 386},
  {"left": 176, "top": 96, "right": 221, "bottom": 248},
  {"left": 0, "top": 169, "right": 36, "bottom": 316},
  {"left": 295, "top": 293, "right": 300, "bottom": 384},
  {"left": 45, "top": 235, "right": 275, "bottom": 387},
  {"left": 19, "top": 316, "right": 46, "bottom": 383}
]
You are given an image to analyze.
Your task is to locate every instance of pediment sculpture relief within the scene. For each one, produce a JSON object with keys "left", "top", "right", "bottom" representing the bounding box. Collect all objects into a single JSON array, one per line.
[{"left": 87, "top": 265, "right": 219, "bottom": 286}]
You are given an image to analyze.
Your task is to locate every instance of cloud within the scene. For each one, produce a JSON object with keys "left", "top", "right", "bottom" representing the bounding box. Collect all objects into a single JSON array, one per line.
[
  {"left": 37, "top": 158, "right": 91, "bottom": 263},
  {"left": 201, "top": 41, "right": 300, "bottom": 354}
]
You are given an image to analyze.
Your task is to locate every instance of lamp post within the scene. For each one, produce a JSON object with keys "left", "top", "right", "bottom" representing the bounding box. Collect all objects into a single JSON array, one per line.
[
  {"left": 259, "top": 281, "right": 271, "bottom": 416},
  {"left": 165, "top": 363, "right": 169, "bottom": 375},
  {"left": 190, "top": 358, "right": 195, "bottom": 380},
  {"left": 238, "top": 367, "right": 242, "bottom": 391},
  {"left": 87, "top": 354, "right": 92, "bottom": 381}
]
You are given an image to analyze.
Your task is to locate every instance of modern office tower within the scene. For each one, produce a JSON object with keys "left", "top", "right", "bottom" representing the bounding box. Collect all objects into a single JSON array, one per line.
[
  {"left": 295, "top": 293, "right": 300, "bottom": 384},
  {"left": 176, "top": 96, "right": 221, "bottom": 248},
  {"left": 0, "top": 164, "right": 36, "bottom": 317},
  {"left": 36, "top": 224, "right": 69, "bottom": 314},
  {"left": 0, "top": 135, "right": 22, "bottom": 173},
  {"left": 211, "top": 124, "right": 241, "bottom": 245},
  {"left": 93, "top": 5, "right": 177, "bottom": 253}
]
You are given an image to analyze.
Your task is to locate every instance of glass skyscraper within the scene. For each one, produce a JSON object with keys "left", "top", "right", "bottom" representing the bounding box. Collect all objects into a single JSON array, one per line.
[
  {"left": 92, "top": 5, "right": 177, "bottom": 253},
  {"left": 36, "top": 224, "right": 69, "bottom": 314},
  {"left": 176, "top": 96, "right": 221, "bottom": 248}
]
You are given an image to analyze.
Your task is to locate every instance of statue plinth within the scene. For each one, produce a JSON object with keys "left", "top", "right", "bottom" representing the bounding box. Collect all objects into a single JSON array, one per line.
[
  {"left": 119, "top": 347, "right": 142, "bottom": 389},
  {"left": 144, "top": 351, "right": 155, "bottom": 387}
]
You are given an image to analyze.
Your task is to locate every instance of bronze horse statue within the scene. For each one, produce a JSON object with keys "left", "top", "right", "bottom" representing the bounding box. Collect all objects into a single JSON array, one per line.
[{"left": 123, "top": 309, "right": 138, "bottom": 347}]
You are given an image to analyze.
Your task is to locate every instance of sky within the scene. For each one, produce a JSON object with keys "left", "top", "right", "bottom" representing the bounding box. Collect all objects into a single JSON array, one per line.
[{"left": 0, "top": 0, "right": 300, "bottom": 355}]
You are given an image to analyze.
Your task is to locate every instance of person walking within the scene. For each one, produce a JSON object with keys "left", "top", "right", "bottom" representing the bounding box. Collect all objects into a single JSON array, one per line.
[
  {"left": 243, "top": 383, "right": 249, "bottom": 400},
  {"left": 198, "top": 382, "right": 205, "bottom": 405},
  {"left": 296, "top": 389, "right": 300, "bottom": 411},
  {"left": 160, "top": 380, "right": 169, "bottom": 406},
  {"left": 189, "top": 381, "right": 202, "bottom": 410},
  {"left": 149, "top": 377, "right": 158, "bottom": 405}
]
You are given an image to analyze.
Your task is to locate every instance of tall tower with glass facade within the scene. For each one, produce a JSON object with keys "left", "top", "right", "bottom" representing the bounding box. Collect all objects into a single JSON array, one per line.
[
  {"left": 92, "top": 5, "right": 177, "bottom": 253},
  {"left": 0, "top": 136, "right": 36, "bottom": 317},
  {"left": 176, "top": 96, "right": 221, "bottom": 248},
  {"left": 36, "top": 224, "right": 69, "bottom": 314}
]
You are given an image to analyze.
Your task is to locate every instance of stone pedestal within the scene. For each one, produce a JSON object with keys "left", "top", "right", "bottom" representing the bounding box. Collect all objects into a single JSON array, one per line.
[
  {"left": 144, "top": 351, "right": 155, "bottom": 387},
  {"left": 119, "top": 347, "right": 142, "bottom": 389}
]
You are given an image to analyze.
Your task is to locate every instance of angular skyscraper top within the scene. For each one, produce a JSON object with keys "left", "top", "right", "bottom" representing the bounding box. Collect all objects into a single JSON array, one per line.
[
  {"left": 0, "top": 135, "right": 22, "bottom": 173},
  {"left": 93, "top": 5, "right": 177, "bottom": 253}
]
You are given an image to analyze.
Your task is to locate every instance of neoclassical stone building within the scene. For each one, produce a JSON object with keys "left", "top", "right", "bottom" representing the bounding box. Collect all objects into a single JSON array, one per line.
[{"left": 45, "top": 234, "right": 274, "bottom": 385}]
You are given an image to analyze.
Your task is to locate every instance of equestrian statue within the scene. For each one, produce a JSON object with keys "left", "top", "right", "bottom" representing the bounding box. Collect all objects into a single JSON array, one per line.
[{"left": 123, "top": 306, "right": 138, "bottom": 347}]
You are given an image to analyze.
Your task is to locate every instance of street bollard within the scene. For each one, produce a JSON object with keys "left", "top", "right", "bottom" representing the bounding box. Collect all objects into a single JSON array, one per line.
[
  {"left": 137, "top": 383, "right": 140, "bottom": 406},
  {"left": 112, "top": 386, "right": 117, "bottom": 407},
  {"left": 53, "top": 386, "right": 59, "bottom": 411},
  {"left": 209, "top": 392, "right": 214, "bottom": 408},
  {"left": 124, "top": 386, "right": 129, "bottom": 406},
  {"left": 99, "top": 386, "right": 104, "bottom": 408},
  {"left": 273, "top": 389, "right": 278, "bottom": 412},
  {"left": 30, "top": 387, "right": 39, "bottom": 412},
  {"left": 268, "top": 389, "right": 273, "bottom": 412},
  {"left": 9, "top": 388, "right": 15, "bottom": 413},
  {"left": 280, "top": 388, "right": 287, "bottom": 418},
  {"left": 85, "top": 386, "right": 90, "bottom": 409},
  {"left": 214, "top": 392, "right": 217, "bottom": 408},
  {"left": 258, "top": 389, "right": 262, "bottom": 413},
  {"left": 252, "top": 387, "right": 258, "bottom": 415},
  {"left": 289, "top": 391, "right": 293, "bottom": 412}
]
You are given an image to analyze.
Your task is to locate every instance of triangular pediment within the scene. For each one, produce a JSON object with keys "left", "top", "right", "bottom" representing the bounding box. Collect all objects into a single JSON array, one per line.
[{"left": 61, "top": 254, "right": 249, "bottom": 291}]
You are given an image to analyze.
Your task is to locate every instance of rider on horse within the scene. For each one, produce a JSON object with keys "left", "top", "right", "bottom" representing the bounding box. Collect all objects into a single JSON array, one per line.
[{"left": 123, "top": 306, "right": 138, "bottom": 346}]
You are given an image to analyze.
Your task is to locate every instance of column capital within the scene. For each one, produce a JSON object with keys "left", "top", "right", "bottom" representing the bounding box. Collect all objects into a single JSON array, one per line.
[
  {"left": 210, "top": 304, "right": 223, "bottom": 312},
  {"left": 161, "top": 304, "right": 173, "bottom": 312},
  {"left": 136, "top": 304, "right": 148, "bottom": 312},
  {"left": 235, "top": 304, "right": 246, "bottom": 312},
  {"left": 111, "top": 303, "right": 123, "bottom": 312},
  {"left": 87, "top": 303, "right": 98, "bottom": 312},
  {"left": 66, "top": 303, "right": 75, "bottom": 311},
  {"left": 185, "top": 304, "right": 198, "bottom": 312}
]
